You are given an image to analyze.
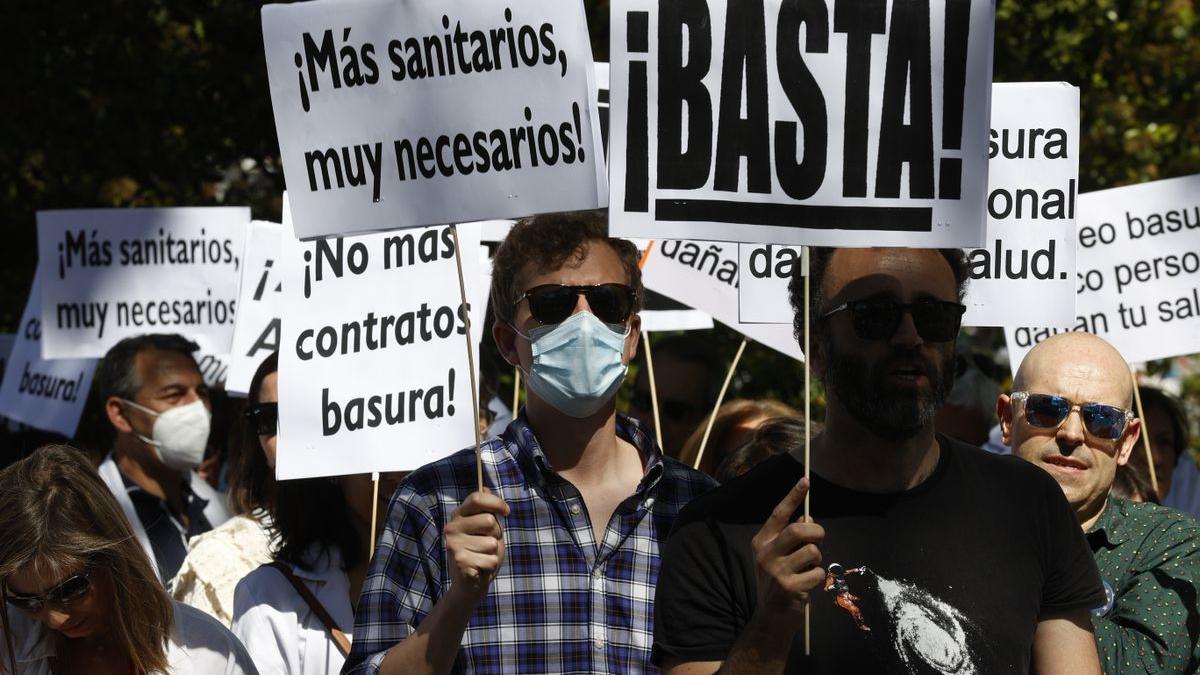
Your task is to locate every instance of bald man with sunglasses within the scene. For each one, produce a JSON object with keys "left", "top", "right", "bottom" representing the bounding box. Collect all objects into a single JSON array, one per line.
[
  {"left": 1001, "top": 332, "right": 1200, "bottom": 673},
  {"left": 653, "top": 247, "right": 1106, "bottom": 674}
]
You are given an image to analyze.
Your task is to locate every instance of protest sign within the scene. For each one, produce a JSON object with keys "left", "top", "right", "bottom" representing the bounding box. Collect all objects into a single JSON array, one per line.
[
  {"left": 277, "top": 204, "right": 487, "bottom": 479},
  {"left": 195, "top": 353, "right": 231, "bottom": 389},
  {"left": 738, "top": 244, "right": 804, "bottom": 324},
  {"left": 0, "top": 274, "right": 96, "bottom": 436},
  {"left": 261, "top": 0, "right": 606, "bottom": 239},
  {"left": 642, "top": 240, "right": 803, "bottom": 360},
  {"left": 36, "top": 208, "right": 249, "bottom": 359},
  {"left": 1005, "top": 174, "right": 1200, "bottom": 371},
  {"left": 962, "top": 83, "right": 1079, "bottom": 327},
  {"left": 226, "top": 221, "right": 284, "bottom": 395},
  {"left": 609, "top": 0, "right": 995, "bottom": 247}
]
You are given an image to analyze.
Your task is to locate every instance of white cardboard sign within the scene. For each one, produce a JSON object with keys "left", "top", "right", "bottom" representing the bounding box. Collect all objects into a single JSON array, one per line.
[
  {"left": 36, "top": 208, "right": 249, "bottom": 359},
  {"left": 0, "top": 275, "right": 97, "bottom": 436},
  {"left": 962, "top": 83, "right": 1079, "bottom": 327},
  {"left": 608, "top": 0, "right": 995, "bottom": 247},
  {"left": 261, "top": 0, "right": 607, "bottom": 239},
  {"left": 277, "top": 203, "right": 487, "bottom": 479},
  {"left": 737, "top": 244, "right": 804, "bottom": 324},
  {"left": 226, "top": 221, "right": 284, "bottom": 395},
  {"left": 1005, "top": 174, "right": 1200, "bottom": 371},
  {"left": 642, "top": 240, "right": 804, "bottom": 360}
]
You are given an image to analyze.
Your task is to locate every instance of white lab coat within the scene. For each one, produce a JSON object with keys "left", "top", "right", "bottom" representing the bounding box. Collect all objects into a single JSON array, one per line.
[
  {"left": 98, "top": 453, "right": 232, "bottom": 582},
  {"left": 2, "top": 601, "right": 258, "bottom": 674},
  {"left": 231, "top": 546, "right": 354, "bottom": 675}
]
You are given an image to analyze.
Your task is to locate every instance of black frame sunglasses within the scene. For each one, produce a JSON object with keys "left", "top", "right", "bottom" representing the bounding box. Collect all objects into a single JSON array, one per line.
[
  {"left": 5, "top": 568, "right": 93, "bottom": 613},
  {"left": 244, "top": 401, "right": 278, "bottom": 436},
  {"left": 1011, "top": 391, "right": 1134, "bottom": 441},
  {"left": 823, "top": 298, "right": 966, "bottom": 343},
  {"left": 515, "top": 283, "right": 638, "bottom": 325}
]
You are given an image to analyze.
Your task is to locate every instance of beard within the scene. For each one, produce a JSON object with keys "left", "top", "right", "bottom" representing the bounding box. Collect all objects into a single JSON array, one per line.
[{"left": 822, "top": 334, "right": 956, "bottom": 442}]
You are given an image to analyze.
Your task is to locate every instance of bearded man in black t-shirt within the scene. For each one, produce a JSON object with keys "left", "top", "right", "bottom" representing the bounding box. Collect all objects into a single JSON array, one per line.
[{"left": 653, "top": 247, "right": 1106, "bottom": 674}]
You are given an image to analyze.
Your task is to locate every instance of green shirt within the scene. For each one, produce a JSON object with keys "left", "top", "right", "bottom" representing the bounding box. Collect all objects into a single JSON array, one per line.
[{"left": 1087, "top": 496, "right": 1200, "bottom": 673}]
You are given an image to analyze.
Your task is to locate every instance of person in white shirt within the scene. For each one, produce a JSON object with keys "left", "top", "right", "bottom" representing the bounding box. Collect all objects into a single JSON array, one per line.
[
  {"left": 173, "top": 353, "right": 281, "bottom": 625},
  {"left": 95, "top": 333, "right": 232, "bottom": 583},
  {"left": 232, "top": 468, "right": 401, "bottom": 675},
  {"left": 0, "top": 444, "right": 257, "bottom": 675}
]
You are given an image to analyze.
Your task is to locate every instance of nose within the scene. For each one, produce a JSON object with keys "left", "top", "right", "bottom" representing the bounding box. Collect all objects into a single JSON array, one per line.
[
  {"left": 573, "top": 290, "right": 590, "bottom": 317},
  {"left": 1056, "top": 409, "right": 1087, "bottom": 454},
  {"left": 890, "top": 309, "right": 923, "bottom": 349},
  {"left": 36, "top": 607, "right": 74, "bottom": 631}
]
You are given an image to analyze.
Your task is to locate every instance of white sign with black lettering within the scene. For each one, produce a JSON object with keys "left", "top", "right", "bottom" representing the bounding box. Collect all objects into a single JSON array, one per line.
[
  {"left": 609, "top": 0, "right": 995, "bottom": 247},
  {"left": 962, "top": 83, "right": 1079, "bottom": 327},
  {"left": 37, "top": 208, "right": 249, "bottom": 359},
  {"left": 1005, "top": 174, "right": 1200, "bottom": 371},
  {"left": 227, "top": 221, "right": 284, "bottom": 395},
  {"left": 738, "top": 244, "right": 804, "bottom": 324},
  {"left": 262, "top": 0, "right": 606, "bottom": 239},
  {"left": 0, "top": 274, "right": 97, "bottom": 436},
  {"left": 277, "top": 203, "right": 487, "bottom": 479},
  {"left": 642, "top": 240, "right": 803, "bottom": 360}
]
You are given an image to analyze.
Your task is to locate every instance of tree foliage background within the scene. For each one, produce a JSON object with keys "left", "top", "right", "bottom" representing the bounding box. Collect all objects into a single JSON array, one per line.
[{"left": 2, "top": 1, "right": 1198, "bottom": 441}]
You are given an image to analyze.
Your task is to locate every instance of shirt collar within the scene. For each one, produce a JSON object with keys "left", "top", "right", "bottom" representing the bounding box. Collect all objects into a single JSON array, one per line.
[
  {"left": 1087, "top": 496, "right": 1132, "bottom": 546},
  {"left": 506, "top": 412, "right": 666, "bottom": 495}
]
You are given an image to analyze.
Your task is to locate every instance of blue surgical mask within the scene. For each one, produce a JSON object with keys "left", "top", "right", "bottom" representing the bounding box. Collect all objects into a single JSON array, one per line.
[{"left": 513, "top": 311, "right": 630, "bottom": 418}]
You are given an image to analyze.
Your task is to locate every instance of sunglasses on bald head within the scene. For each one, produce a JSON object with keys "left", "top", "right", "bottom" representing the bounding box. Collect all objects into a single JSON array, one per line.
[
  {"left": 515, "top": 283, "right": 637, "bottom": 325},
  {"left": 822, "top": 297, "right": 965, "bottom": 343},
  {"left": 1011, "top": 391, "right": 1133, "bottom": 440},
  {"left": 5, "top": 568, "right": 93, "bottom": 613}
]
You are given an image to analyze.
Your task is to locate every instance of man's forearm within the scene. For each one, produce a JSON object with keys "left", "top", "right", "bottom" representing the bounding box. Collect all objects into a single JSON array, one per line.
[
  {"left": 716, "top": 611, "right": 801, "bottom": 675},
  {"left": 377, "top": 585, "right": 483, "bottom": 675}
]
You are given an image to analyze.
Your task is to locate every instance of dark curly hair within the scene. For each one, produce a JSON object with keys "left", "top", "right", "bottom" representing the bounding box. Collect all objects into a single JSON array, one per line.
[
  {"left": 490, "top": 210, "right": 643, "bottom": 326},
  {"left": 787, "top": 247, "right": 970, "bottom": 351}
]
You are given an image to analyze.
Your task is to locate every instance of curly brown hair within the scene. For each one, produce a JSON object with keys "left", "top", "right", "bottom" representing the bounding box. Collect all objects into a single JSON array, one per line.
[{"left": 489, "top": 210, "right": 643, "bottom": 326}]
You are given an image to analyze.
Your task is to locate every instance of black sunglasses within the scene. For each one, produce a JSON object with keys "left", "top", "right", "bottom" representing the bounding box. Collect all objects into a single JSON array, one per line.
[
  {"left": 823, "top": 297, "right": 965, "bottom": 342},
  {"left": 515, "top": 284, "right": 637, "bottom": 325},
  {"left": 5, "top": 568, "right": 93, "bottom": 613},
  {"left": 1011, "top": 392, "right": 1133, "bottom": 441},
  {"left": 244, "top": 402, "right": 278, "bottom": 436}
]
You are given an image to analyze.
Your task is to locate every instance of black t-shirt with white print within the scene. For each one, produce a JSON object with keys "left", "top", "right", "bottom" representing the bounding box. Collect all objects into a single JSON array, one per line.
[{"left": 653, "top": 435, "right": 1105, "bottom": 674}]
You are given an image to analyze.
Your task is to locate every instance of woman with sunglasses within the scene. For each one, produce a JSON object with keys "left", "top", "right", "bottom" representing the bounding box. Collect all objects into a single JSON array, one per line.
[
  {"left": 0, "top": 444, "right": 257, "bottom": 674},
  {"left": 172, "top": 353, "right": 280, "bottom": 625}
]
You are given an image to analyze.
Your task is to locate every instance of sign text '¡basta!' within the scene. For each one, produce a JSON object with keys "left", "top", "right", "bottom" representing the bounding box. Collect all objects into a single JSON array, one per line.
[{"left": 623, "top": 0, "right": 975, "bottom": 209}]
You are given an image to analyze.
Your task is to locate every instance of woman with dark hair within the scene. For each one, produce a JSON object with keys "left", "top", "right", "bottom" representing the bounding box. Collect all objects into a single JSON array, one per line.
[
  {"left": 232, "top": 463, "right": 401, "bottom": 673},
  {"left": 172, "top": 353, "right": 279, "bottom": 625},
  {"left": 0, "top": 444, "right": 256, "bottom": 674}
]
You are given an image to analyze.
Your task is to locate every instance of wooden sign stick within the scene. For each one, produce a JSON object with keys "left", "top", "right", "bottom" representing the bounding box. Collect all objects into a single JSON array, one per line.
[
  {"left": 449, "top": 224, "right": 485, "bottom": 492},
  {"left": 803, "top": 250, "right": 812, "bottom": 656},
  {"left": 1130, "top": 368, "right": 1160, "bottom": 498},
  {"left": 693, "top": 337, "right": 749, "bottom": 471},
  {"left": 370, "top": 471, "right": 380, "bottom": 558}
]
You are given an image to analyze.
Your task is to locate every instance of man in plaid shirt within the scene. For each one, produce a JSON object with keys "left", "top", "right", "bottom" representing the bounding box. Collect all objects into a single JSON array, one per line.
[{"left": 343, "top": 211, "right": 716, "bottom": 674}]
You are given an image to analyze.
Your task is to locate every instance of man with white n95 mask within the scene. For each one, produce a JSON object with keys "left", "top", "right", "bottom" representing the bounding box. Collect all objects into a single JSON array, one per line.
[
  {"left": 343, "top": 211, "right": 716, "bottom": 675},
  {"left": 96, "top": 333, "right": 230, "bottom": 583}
]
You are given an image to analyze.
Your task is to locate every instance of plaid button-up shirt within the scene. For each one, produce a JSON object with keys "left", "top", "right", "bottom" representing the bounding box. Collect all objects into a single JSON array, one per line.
[{"left": 342, "top": 413, "right": 716, "bottom": 674}]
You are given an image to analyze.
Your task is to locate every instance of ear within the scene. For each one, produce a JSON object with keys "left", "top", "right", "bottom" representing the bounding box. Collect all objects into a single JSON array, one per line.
[
  {"left": 624, "top": 313, "right": 642, "bottom": 365},
  {"left": 1115, "top": 417, "right": 1141, "bottom": 466},
  {"left": 997, "top": 394, "right": 1015, "bottom": 447},
  {"left": 106, "top": 396, "right": 134, "bottom": 434},
  {"left": 492, "top": 320, "right": 521, "bottom": 368}
]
